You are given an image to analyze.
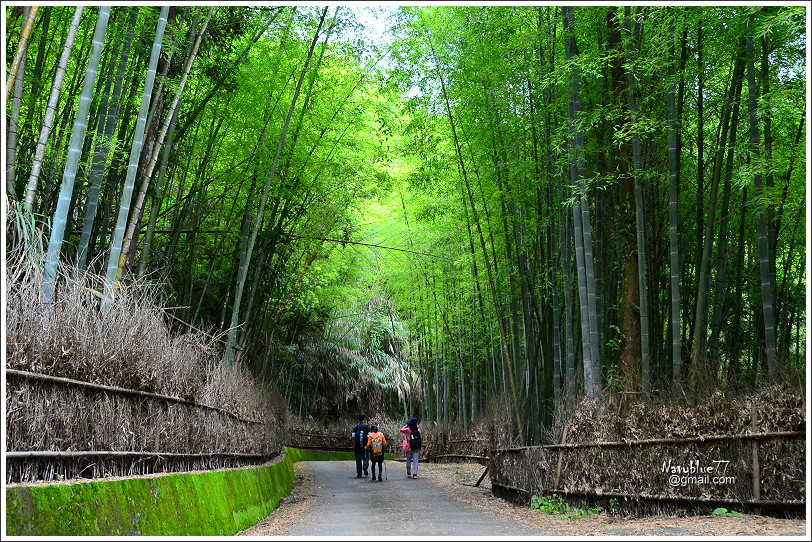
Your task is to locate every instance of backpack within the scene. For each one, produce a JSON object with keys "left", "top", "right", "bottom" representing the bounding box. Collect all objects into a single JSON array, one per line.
[
  {"left": 370, "top": 433, "right": 384, "bottom": 456},
  {"left": 354, "top": 424, "right": 368, "bottom": 450},
  {"left": 408, "top": 429, "right": 422, "bottom": 451}
]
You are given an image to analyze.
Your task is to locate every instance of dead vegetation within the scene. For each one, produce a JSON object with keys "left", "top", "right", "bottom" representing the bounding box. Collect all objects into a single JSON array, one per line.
[
  {"left": 489, "top": 385, "right": 805, "bottom": 517},
  {"left": 286, "top": 412, "right": 405, "bottom": 456},
  {"left": 5, "top": 235, "right": 287, "bottom": 483}
]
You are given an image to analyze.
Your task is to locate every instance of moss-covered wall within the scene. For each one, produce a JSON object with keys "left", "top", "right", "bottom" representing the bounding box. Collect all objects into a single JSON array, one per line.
[{"left": 5, "top": 447, "right": 367, "bottom": 536}]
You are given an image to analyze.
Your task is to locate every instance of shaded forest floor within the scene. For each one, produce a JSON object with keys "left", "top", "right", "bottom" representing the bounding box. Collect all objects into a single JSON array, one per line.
[{"left": 238, "top": 461, "right": 806, "bottom": 537}]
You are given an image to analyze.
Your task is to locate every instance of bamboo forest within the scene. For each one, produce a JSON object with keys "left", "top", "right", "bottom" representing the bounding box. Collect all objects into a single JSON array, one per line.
[{"left": 4, "top": 2, "right": 807, "bottom": 450}]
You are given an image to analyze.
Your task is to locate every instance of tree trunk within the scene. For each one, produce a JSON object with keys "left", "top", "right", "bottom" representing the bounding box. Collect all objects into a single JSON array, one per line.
[
  {"left": 608, "top": 7, "right": 638, "bottom": 391},
  {"left": 624, "top": 7, "right": 651, "bottom": 391}
]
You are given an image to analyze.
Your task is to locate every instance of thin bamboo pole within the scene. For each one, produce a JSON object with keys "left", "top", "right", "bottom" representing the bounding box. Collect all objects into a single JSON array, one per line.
[
  {"left": 6, "top": 450, "right": 274, "bottom": 459},
  {"left": 6, "top": 369, "right": 264, "bottom": 424},
  {"left": 5, "top": 6, "right": 39, "bottom": 100},
  {"left": 495, "top": 430, "right": 804, "bottom": 452}
]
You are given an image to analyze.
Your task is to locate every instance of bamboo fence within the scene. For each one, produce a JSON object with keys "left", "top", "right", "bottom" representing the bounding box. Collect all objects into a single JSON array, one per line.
[
  {"left": 5, "top": 369, "right": 285, "bottom": 483},
  {"left": 487, "top": 388, "right": 805, "bottom": 516}
]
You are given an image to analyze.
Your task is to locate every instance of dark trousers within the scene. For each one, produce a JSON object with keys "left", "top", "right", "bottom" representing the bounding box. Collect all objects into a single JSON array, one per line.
[
  {"left": 354, "top": 449, "right": 368, "bottom": 475},
  {"left": 370, "top": 454, "right": 383, "bottom": 477}
]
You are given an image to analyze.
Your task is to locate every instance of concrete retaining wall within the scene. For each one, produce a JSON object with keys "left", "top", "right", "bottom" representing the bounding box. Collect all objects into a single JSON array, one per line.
[{"left": 5, "top": 447, "right": 367, "bottom": 536}]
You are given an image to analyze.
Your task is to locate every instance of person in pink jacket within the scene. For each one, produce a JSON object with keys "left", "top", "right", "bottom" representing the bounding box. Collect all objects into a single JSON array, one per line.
[{"left": 400, "top": 417, "right": 422, "bottom": 478}]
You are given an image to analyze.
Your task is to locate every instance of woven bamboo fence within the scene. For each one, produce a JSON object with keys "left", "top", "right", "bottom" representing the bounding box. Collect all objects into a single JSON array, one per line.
[
  {"left": 285, "top": 416, "right": 403, "bottom": 455},
  {"left": 5, "top": 369, "right": 287, "bottom": 484},
  {"left": 488, "top": 385, "right": 805, "bottom": 516},
  {"left": 422, "top": 429, "right": 491, "bottom": 464},
  {"left": 285, "top": 428, "right": 354, "bottom": 452}
]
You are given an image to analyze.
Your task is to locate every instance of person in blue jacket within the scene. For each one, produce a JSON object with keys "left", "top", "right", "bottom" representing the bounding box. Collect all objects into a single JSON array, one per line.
[{"left": 351, "top": 413, "right": 371, "bottom": 478}]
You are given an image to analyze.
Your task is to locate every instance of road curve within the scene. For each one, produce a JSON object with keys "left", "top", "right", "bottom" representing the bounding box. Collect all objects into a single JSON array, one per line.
[{"left": 284, "top": 460, "right": 540, "bottom": 536}]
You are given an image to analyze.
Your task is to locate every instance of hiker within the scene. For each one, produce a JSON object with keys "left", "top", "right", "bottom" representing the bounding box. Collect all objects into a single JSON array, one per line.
[
  {"left": 351, "top": 413, "right": 371, "bottom": 478},
  {"left": 400, "top": 417, "right": 423, "bottom": 479},
  {"left": 364, "top": 424, "right": 388, "bottom": 482}
]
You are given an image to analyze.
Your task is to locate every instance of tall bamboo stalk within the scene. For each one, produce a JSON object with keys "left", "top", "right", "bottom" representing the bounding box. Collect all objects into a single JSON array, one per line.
[
  {"left": 120, "top": 7, "right": 215, "bottom": 272},
  {"left": 24, "top": 7, "right": 84, "bottom": 213},
  {"left": 6, "top": 7, "right": 31, "bottom": 200},
  {"left": 225, "top": 6, "right": 329, "bottom": 363},
  {"left": 563, "top": 5, "right": 600, "bottom": 398},
  {"left": 6, "top": 6, "right": 39, "bottom": 101},
  {"left": 42, "top": 7, "right": 109, "bottom": 302},
  {"left": 745, "top": 26, "right": 778, "bottom": 380},
  {"left": 76, "top": 8, "right": 136, "bottom": 270},
  {"left": 667, "top": 14, "right": 683, "bottom": 393},
  {"left": 102, "top": 6, "right": 170, "bottom": 308}
]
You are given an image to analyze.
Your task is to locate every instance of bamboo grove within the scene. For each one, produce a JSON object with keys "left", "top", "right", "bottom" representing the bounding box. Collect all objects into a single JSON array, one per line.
[{"left": 4, "top": 5, "right": 807, "bottom": 444}]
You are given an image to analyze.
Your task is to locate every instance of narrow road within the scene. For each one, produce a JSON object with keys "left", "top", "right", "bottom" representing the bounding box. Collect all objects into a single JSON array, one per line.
[{"left": 283, "top": 460, "right": 540, "bottom": 536}]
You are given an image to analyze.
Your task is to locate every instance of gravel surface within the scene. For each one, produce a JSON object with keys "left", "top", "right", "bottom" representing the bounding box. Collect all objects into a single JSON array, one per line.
[{"left": 237, "top": 461, "right": 808, "bottom": 537}]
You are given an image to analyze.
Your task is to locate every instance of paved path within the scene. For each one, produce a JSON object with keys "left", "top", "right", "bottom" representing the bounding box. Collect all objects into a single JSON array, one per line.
[{"left": 284, "top": 460, "right": 540, "bottom": 536}]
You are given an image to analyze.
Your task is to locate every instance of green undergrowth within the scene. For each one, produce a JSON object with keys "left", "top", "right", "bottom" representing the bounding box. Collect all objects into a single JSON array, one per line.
[
  {"left": 713, "top": 507, "right": 742, "bottom": 517},
  {"left": 5, "top": 447, "right": 358, "bottom": 536},
  {"left": 530, "top": 493, "right": 604, "bottom": 520}
]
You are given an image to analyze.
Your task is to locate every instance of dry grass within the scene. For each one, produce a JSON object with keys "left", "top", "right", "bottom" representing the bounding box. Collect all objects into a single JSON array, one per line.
[
  {"left": 6, "top": 263, "right": 208, "bottom": 399},
  {"left": 489, "top": 385, "right": 806, "bottom": 516},
  {"left": 5, "top": 239, "right": 287, "bottom": 482}
]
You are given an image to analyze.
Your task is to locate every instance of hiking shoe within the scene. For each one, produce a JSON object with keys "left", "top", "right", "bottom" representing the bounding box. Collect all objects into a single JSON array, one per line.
[{"left": 412, "top": 474, "right": 417, "bottom": 479}]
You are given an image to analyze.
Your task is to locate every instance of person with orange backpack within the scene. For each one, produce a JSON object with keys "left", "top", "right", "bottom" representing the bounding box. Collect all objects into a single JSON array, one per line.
[{"left": 364, "top": 424, "right": 388, "bottom": 482}]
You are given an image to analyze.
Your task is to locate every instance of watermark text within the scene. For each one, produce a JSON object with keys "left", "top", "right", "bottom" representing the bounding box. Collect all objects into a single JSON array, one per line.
[{"left": 662, "top": 459, "right": 736, "bottom": 487}]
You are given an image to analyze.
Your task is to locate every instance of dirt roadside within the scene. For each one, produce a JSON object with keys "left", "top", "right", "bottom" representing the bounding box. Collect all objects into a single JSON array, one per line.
[{"left": 237, "top": 461, "right": 807, "bottom": 537}]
